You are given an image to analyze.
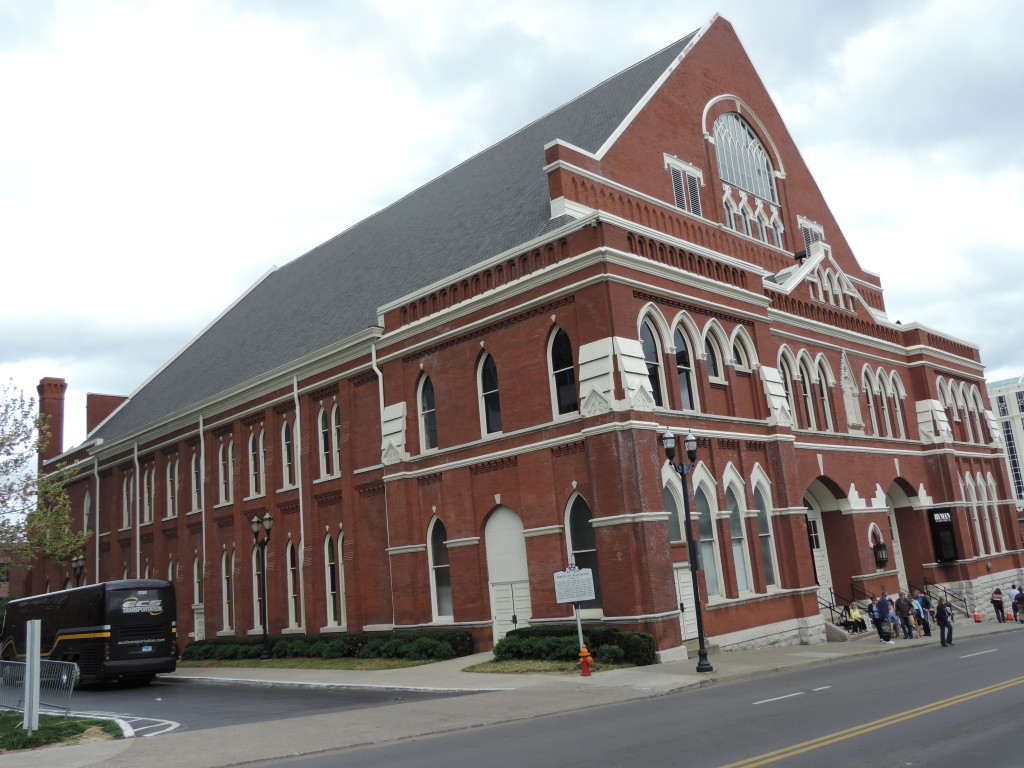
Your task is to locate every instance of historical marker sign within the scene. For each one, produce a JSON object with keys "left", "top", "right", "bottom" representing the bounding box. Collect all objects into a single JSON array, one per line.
[{"left": 553, "top": 567, "right": 596, "bottom": 604}]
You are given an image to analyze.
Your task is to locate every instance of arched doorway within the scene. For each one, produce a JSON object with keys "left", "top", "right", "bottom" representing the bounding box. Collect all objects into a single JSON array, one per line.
[
  {"left": 484, "top": 506, "right": 532, "bottom": 644},
  {"left": 803, "top": 476, "right": 846, "bottom": 607}
]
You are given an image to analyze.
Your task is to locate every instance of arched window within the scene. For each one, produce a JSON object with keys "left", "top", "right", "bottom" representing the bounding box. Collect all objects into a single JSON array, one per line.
[
  {"left": 83, "top": 489, "right": 92, "bottom": 533},
  {"left": 550, "top": 328, "right": 578, "bottom": 415},
  {"left": 191, "top": 451, "right": 201, "bottom": 511},
  {"left": 705, "top": 337, "right": 722, "bottom": 379},
  {"left": 325, "top": 534, "right": 345, "bottom": 627},
  {"left": 694, "top": 487, "right": 721, "bottom": 597},
  {"left": 281, "top": 419, "right": 295, "bottom": 487},
  {"left": 252, "top": 547, "right": 264, "bottom": 630},
  {"left": 640, "top": 320, "right": 664, "bottom": 407},
  {"left": 287, "top": 542, "right": 300, "bottom": 628},
  {"left": 318, "top": 408, "right": 333, "bottom": 478},
  {"left": 221, "top": 550, "right": 234, "bottom": 631},
  {"left": 479, "top": 354, "right": 502, "bottom": 434},
  {"left": 121, "top": 471, "right": 133, "bottom": 529},
  {"left": 419, "top": 376, "right": 438, "bottom": 451},
  {"left": 141, "top": 467, "right": 153, "bottom": 524},
  {"left": 567, "top": 496, "right": 602, "bottom": 609},
  {"left": 166, "top": 459, "right": 178, "bottom": 518},
  {"left": 674, "top": 328, "right": 695, "bottom": 410},
  {"left": 779, "top": 358, "right": 797, "bottom": 421},
  {"left": 249, "top": 429, "right": 265, "bottom": 497},
  {"left": 754, "top": 488, "right": 777, "bottom": 588},
  {"left": 726, "top": 488, "right": 750, "bottom": 593},
  {"left": 193, "top": 556, "right": 203, "bottom": 605},
  {"left": 331, "top": 404, "right": 342, "bottom": 474},
  {"left": 713, "top": 112, "right": 778, "bottom": 203},
  {"left": 798, "top": 362, "right": 816, "bottom": 429},
  {"left": 862, "top": 373, "right": 879, "bottom": 435},
  {"left": 218, "top": 441, "right": 232, "bottom": 504},
  {"left": 816, "top": 363, "right": 833, "bottom": 432},
  {"left": 429, "top": 520, "right": 453, "bottom": 619},
  {"left": 168, "top": 557, "right": 175, "bottom": 583},
  {"left": 665, "top": 487, "right": 683, "bottom": 543}
]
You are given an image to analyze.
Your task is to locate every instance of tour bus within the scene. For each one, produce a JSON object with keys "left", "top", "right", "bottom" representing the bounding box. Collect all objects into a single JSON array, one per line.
[{"left": 0, "top": 579, "right": 177, "bottom": 685}]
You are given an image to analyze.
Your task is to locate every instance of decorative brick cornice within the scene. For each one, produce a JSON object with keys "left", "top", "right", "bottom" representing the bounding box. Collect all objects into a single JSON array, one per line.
[
  {"left": 212, "top": 424, "right": 234, "bottom": 439},
  {"left": 161, "top": 446, "right": 178, "bottom": 457},
  {"left": 417, "top": 473, "right": 442, "bottom": 486},
  {"left": 470, "top": 456, "right": 518, "bottom": 475},
  {"left": 118, "top": 536, "right": 131, "bottom": 548},
  {"left": 162, "top": 526, "right": 178, "bottom": 540},
  {"left": 309, "top": 383, "right": 339, "bottom": 402},
  {"left": 717, "top": 438, "right": 739, "bottom": 450},
  {"left": 185, "top": 436, "right": 201, "bottom": 449},
  {"left": 242, "top": 411, "right": 266, "bottom": 427},
  {"left": 273, "top": 402, "right": 296, "bottom": 415},
  {"left": 551, "top": 440, "right": 585, "bottom": 457},
  {"left": 245, "top": 505, "right": 267, "bottom": 518},
  {"left": 351, "top": 370, "right": 378, "bottom": 387},
  {"left": 402, "top": 297, "right": 575, "bottom": 363},
  {"left": 745, "top": 441, "right": 766, "bottom": 452},
  {"left": 140, "top": 532, "right": 153, "bottom": 545},
  {"left": 117, "top": 461, "right": 133, "bottom": 472},
  {"left": 315, "top": 490, "right": 342, "bottom": 508},
  {"left": 633, "top": 289, "right": 752, "bottom": 327},
  {"left": 186, "top": 521, "right": 203, "bottom": 534},
  {"left": 278, "top": 500, "right": 300, "bottom": 516},
  {"left": 356, "top": 482, "right": 385, "bottom": 497},
  {"left": 215, "top": 513, "right": 234, "bottom": 529}
]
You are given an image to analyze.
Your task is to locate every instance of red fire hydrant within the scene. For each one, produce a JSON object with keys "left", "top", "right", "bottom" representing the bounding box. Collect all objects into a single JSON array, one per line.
[{"left": 579, "top": 644, "right": 593, "bottom": 677}]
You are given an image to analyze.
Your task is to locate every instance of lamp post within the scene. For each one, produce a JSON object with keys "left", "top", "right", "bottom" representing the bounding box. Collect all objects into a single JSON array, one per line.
[
  {"left": 663, "top": 429, "right": 714, "bottom": 673},
  {"left": 71, "top": 552, "right": 86, "bottom": 587},
  {"left": 251, "top": 511, "right": 274, "bottom": 660}
]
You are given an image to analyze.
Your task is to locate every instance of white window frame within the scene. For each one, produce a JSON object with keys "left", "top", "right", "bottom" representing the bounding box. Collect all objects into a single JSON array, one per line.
[
  {"left": 287, "top": 541, "right": 301, "bottom": 628},
  {"left": 548, "top": 327, "right": 578, "bottom": 418},
  {"left": 725, "top": 487, "right": 752, "bottom": 594},
  {"left": 281, "top": 419, "right": 295, "bottom": 488},
  {"left": 428, "top": 518, "right": 453, "bottom": 622},
  {"left": 478, "top": 353, "right": 503, "bottom": 436},
  {"left": 418, "top": 376, "right": 439, "bottom": 453},
  {"left": 248, "top": 429, "right": 266, "bottom": 498},
  {"left": 324, "top": 534, "right": 346, "bottom": 629},
  {"left": 221, "top": 550, "right": 234, "bottom": 632},
  {"left": 166, "top": 459, "right": 178, "bottom": 518}
]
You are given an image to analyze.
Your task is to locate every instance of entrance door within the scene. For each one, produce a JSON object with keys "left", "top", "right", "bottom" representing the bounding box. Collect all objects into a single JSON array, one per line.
[
  {"left": 804, "top": 503, "right": 834, "bottom": 606},
  {"left": 886, "top": 507, "right": 909, "bottom": 593},
  {"left": 484, "top": 507, "right": 532, "bottom": 644},
  {"left": 674, "top": 564, "right": 698, "bottom": 641}
]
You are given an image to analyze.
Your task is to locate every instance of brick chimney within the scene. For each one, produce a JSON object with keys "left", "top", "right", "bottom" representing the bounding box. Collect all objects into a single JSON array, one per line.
[
  {"left": 36, "top": 377, "right": 67, "bottom": 465},
  {"left": 87, "top": 392, "right": 128, "bottom": 433}
]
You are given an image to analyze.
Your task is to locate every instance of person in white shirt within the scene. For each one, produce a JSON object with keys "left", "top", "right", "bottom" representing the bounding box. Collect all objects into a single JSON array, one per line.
[{"left": 1008, "top": 584, "right": 1021, "bottom": 622}]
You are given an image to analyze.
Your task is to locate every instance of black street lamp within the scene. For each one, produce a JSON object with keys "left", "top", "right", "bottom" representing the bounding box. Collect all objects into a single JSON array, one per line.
[
  {"left": 71, "top": 552, "right": 86, "bottom": 587},
  {"left": 663, "top": 429, "right": 714, "bottom": 673},
  {"left": 251, "top": 511, "right": 274, "bottom": 660}
]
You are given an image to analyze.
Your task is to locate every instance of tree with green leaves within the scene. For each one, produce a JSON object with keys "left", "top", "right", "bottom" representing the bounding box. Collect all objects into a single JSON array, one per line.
[{"left": 1, "top": 380, "right": 87, "bottom": 568}]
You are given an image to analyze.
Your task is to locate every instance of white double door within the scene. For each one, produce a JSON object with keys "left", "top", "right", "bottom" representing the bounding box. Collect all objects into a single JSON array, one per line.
[{"left": 485, "top": 507, "right": 533, "bottom": 644}]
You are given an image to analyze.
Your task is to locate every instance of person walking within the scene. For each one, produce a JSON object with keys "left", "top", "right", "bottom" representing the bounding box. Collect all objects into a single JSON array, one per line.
[
  {"left": 876, "top": 591, "right": 894, "bottom": 644},
  {"left": 990, "top": 588, "right": 1006, "bottom": 622},
  {"left": 1009, "top": 584, "right": 1022, "bottom": 622},
  {"left": 915, "top": 590, "right": 932, "bottom": 637},
  {"left": 895, "top": 592, "right": 914, "bottom": 638},
  {"left": 936, "top": 597, "right": 954, "bottom": 647}
]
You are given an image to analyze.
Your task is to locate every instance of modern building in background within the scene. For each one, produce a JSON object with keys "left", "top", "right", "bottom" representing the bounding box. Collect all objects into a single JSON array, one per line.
[
  {"left": 988, "top": 375, "right": 1024, "bottom": 536},
  {"left": 26, "top": 14, "right": 1021, "bottom": 659}
]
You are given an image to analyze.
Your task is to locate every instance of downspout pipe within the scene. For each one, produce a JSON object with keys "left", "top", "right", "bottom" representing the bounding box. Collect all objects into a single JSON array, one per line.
[
  {"left": 371, "top": 342, "right": 396, "bottom": 628},
  {"left": 293, "top": 375, "right": 307, "bottom": 630},
  {"left": 133, "top": 442, "right": 140, "bottom": 577}
]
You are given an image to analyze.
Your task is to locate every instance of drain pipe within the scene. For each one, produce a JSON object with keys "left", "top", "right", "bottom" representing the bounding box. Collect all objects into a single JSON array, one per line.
[
  {"left": 292, "top": 375, "right": 307, "bottom": 629},
  {"left": 371, "top": 342, "right": 396, "bottom": 628},
  {"left": 133, "top": 442, "right": 141, "bottom": 577}
]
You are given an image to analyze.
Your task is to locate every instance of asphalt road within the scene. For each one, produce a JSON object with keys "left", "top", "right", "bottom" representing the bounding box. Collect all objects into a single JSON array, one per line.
[
  {"left": 69, "top": 678, "right": 479, "bottom": 736},
  {"left": 249, "top": 632, "right": 1024, "bottom": 768}
]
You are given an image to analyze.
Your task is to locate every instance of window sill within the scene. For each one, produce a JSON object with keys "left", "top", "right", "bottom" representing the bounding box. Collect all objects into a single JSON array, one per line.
[
  {"left": 282, "top": 626, "right": 305, "bottom": 635},
  {"left": 187, "top": 509, "right": 203, "bottom": 516},
  {"left": 213, "top": 501, "right": 233, "bottom": 510},
  {"left": 243, "top": 493, "right": 266, "bottom": 502},
  {"left": 313, "top": 474, "right": 341, "bottom": 485},
  {"left": 319, "top": 625, "right": 349, "bottom": 634}
]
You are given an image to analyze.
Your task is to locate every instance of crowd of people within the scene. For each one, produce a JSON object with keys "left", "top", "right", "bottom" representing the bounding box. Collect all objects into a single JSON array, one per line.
[{"left": 839, "top": 583, "right": 1024, "bottom": 648}]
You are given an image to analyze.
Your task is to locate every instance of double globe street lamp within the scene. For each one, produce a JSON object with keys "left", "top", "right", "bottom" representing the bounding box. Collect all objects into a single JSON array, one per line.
[
  {"left": 663, "top": 429, "right": 714, "bottom": 673},
  {"left": 71, "top": 552, "right": 86, "bottom": 587},
  {"left": 250, "top": 511, "right": 274, "bottom": 660}
]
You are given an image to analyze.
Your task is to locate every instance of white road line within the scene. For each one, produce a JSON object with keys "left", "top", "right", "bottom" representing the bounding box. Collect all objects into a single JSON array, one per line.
[
  {"left": 812, "top": 686, "right": 832, "bottom": 691},
  {"left": 960, "top": 649, "right": 999, "bottom": 658},
  {"left": 753, "top": 692, "right": 805, "bottom": 705}
]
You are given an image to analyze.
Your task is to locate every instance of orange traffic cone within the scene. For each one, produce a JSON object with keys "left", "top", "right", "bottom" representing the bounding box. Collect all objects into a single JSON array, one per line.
[{"left": 973, "top": 605, "right": 982, "bottom": 622}]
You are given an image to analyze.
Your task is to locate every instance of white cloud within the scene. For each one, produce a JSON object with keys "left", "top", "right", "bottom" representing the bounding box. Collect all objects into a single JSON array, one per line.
[{"left": 2, "top": 0, "right": 1023, "bottom": 450}]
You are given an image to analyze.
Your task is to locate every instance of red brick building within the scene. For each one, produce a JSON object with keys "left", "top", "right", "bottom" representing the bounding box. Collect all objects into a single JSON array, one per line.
[{"left": 28, "top": 15, "right": 1021, "bottom": 657}]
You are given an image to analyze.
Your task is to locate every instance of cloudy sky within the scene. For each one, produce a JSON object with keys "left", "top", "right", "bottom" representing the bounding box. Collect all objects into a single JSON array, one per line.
[{"left": 2, "top": 0, "right": 1022, "bottom": 451}]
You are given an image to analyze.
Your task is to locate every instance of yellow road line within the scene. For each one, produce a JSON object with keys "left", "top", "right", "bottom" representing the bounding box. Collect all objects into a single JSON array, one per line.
[{"left": 718, "top": 676, "right": 1024, "bottom": 768}]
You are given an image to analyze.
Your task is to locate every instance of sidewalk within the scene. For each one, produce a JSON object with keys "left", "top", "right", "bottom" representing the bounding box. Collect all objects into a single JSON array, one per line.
[{"left": 9, "top": 617, "right": 1020, "bottom": 768}]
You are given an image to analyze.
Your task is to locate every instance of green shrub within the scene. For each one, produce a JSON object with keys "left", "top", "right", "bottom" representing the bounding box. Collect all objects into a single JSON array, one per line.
[
  {"left": 403, "top": 637, "right": 455, "bottom": 660},
  {"left": 499, "top": 626, "right": 656, "bottom": 666},
  {"left": 596, "top": 644, "right": 625, "bottom": 664}
]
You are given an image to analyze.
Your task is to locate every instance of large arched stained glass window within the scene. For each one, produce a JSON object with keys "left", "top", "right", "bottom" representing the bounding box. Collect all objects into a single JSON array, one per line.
[{"left": 713, "top": 113, "right": 778, "bottom": 203}]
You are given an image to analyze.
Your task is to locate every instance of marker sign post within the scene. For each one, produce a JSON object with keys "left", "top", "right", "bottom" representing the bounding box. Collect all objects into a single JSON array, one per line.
[{"left": 553, "top": 565, "right": 595, "bottom": 650}]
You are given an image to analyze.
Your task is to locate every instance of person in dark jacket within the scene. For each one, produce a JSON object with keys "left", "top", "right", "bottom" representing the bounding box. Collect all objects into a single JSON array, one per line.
[
  {"left": 935, "top": 597, "right": 954, "bottom": 647},
  {"left": 895, "top": 592, "right": 914, "bottom": 638}
]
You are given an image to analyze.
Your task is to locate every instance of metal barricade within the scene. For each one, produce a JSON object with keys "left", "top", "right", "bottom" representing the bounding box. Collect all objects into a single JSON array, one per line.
[{"left": 0, "top": 660, "right": 80, "bottom": 718}]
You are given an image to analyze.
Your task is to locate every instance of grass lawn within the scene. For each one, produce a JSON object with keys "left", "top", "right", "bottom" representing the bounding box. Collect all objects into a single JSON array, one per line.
[{"left": 0, "top": 711, "right": 121, "bottom": 753}]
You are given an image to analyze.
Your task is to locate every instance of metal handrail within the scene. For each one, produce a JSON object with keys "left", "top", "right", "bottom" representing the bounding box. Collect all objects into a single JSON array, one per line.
[{"left": 923, "top": 578, "right": 970, "bottom": 617}]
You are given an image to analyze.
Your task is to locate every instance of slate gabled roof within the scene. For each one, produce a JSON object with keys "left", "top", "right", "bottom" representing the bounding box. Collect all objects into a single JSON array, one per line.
[{"left": 90, "top": 29, "right": 700, "bottom": 445}]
